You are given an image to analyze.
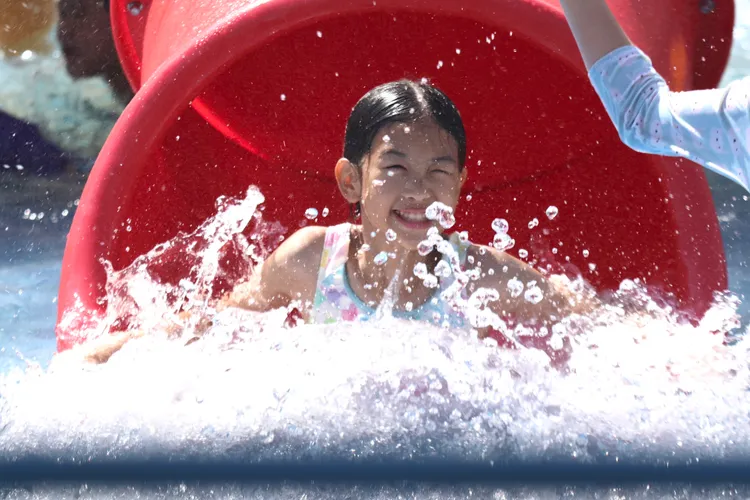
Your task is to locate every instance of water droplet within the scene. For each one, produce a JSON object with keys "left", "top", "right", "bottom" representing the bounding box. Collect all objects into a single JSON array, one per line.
[
  {"left": 437, "top": 60, "right": 444, "bottom": 69},
  {"left": 15, "top": 164, "right": 24, "bottom": 171},
  {"left": 546, "top": 205, "right": 559, "bottom": 220},
  {"left": 405, "top": 301, "right": 414, "bottom": 312},
  {"left": 548, "top": 333, "right": 564, "bottom": 351},
  {"left": 455, "top": 48, "right": 461, "bottom": 54},
  {"left": 383, "top": 135, "right": 391, "bottom": 143},
  {"left": 304, "top": 208, "right": 318, "bottom": 220},
  {"left": 425, "top": 202, "right": 455, "bottom": 228},
  {"left": 374, "top": 252, "right": 389, "bottom": 265},
  {"left": 372, "top": 179, "right": 385, "bottom": 187},
  {"left": 322, "top": 207, "right": 329, "bottom": 217},
  {"left": 583, "top": 249, "right": 590, "bottom": 258},
  {"left": 435, "top": 261, "right": 452, "bottom": 278},
  {"left": 491, "top": 218, "right": 509, "bottom": 234},
  {"left": 588, "top": 263, "right": 597, "bottom": 271},
  {"left": 458, "top": 231, "right": 469, "bottom": 243},
  {"left": 423, "top": 275, "right": 439, "bottom": 288},
  {"left": 518, "top": 249, "right": 528, "bottom": 259},
  {"left": 507, "top": 277, "right": 524, "bottom": 298},
  {"left": 527, "top": 218, "right": 539, "bottom": 229},
  {"left": 418, "top": 240, "right": 434, "bottom": 256},
  {"left": 316, "top": 31, "right": 323, "bottom": 38},
  {"left": 126, "top": 225, "right": 132, "bottom": 232},
  {"left": 360, "top": 243, "right": 371, "bottom": 253},
  {"left": 524, "top": 285, "right": 544, "bottom": 304},
  {"left": 280, "top": 94, "right": 287, "bottom": 101},
  {"left": 127, "top": 1, "right": 143, "bottom": 15},
  {"left": 404, "top": 126, "right": 411, "bottom": 134},
  {"left": 552, "top": 247, "right": 558, "bottom": 254},
  {"left": 385, "top": 229, "right": 397, "bottom": 242},
  {"left": 488, "top": 268, "right": 495, "bottom": 276},
  {"left": 413, "top": 262, "right": 429, "bottom": 279},
  {"left": 492, "top": 233, "right": 515, "bottom": 251}
]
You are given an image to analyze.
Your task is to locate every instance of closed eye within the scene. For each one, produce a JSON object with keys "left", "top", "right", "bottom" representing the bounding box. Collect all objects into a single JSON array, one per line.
[
  {"left": 431, "top": 168, "right": 454, "bottom": 175},
  {"left": 385, "top": 165, "right": 406, "bottom": 171}
]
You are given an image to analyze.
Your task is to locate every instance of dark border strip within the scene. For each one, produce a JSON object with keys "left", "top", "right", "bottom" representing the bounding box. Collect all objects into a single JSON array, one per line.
[{"left": 2, "top": 460, "right": 750, "bottom": 484}]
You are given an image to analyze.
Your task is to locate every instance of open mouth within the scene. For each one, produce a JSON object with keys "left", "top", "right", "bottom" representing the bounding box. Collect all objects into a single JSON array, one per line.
[{"left": 393, "top": 209, "right": 432, "bottom": 230}]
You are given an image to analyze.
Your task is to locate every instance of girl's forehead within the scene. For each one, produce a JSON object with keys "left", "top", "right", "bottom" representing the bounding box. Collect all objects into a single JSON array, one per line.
[{"left": 371, "top": 119, "right": 458, "bottom": 155}]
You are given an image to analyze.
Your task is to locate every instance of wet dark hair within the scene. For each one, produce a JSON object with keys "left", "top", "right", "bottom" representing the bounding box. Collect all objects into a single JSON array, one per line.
[{"left": 343, "top": 79, "right": 467, "bottom": 220}]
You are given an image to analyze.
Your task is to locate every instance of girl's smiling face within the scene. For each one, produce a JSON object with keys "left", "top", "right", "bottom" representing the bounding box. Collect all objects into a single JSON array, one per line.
[{"left": 357, "top": 118, "right": 465, "bottom": 251}]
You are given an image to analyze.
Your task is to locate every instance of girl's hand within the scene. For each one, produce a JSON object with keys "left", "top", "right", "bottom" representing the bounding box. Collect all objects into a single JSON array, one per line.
[{"left": 49, "top": 330, "right": 145, "bottom": 369}]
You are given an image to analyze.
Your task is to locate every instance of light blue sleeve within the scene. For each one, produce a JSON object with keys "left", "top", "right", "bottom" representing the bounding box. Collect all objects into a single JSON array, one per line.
[{"left": 588, "top": 45, "right": 750, "bottom": 192}]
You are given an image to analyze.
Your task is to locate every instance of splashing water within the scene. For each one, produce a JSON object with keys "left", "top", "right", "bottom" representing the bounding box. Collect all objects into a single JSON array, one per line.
[
  {"left": 493, "top": 232, "right": 515, "bottom": 251},
  {"left": 524, "top": 282, "right": 544, "bottom": 304},
  {"left": 507, "top": 277, "right": 524, "bottom": 298},
  {"left": 374, "top": 251, "right": 389, "bottom": 265},
  {"left": 546, "top": 205, "right": 559, "bottom": 220},
  {"left": 425, "top": 202, "right": 456, "bottom": 229},
  {"left": 305, "top": 207, "right": 319, "bottom": 220},
  {"left": 492, "top": 218, "right": 509, "bottom": 234},
  {"left": 2, "top": 187, "right": 750, "bottom": 500}
]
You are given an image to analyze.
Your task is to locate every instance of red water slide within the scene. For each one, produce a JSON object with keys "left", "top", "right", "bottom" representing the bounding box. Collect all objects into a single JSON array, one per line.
[{"left": 56, "top": 0, "right": 735, "bottom": 350}]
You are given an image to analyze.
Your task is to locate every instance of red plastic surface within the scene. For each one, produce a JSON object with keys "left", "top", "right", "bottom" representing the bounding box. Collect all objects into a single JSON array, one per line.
[{"left": 57, "top": 0, "right": 734, "bottom": 351}]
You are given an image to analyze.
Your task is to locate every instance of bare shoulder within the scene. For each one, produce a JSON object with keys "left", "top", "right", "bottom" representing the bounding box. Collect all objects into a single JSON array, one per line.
[
  {"left": 264, "top": 225, "right": 328, "bottom": 279},
  {"left": 225, "top": 225, "right": 329, "bottom": 311}
]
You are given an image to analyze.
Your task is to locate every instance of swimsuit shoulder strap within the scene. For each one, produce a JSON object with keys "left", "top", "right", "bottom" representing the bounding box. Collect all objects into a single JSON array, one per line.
[{"left": 314, "top": 223, "right": 352, "bottom": 291}]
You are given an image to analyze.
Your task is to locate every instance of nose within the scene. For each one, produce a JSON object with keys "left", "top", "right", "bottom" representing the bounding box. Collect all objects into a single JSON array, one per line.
[{"left": 403, "top": 175, "right": 429, "bottom": 201}]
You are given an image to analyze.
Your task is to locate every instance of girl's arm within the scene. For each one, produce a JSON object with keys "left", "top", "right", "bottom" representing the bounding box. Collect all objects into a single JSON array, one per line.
[
  {"left": 53, "top": 227, "right": 326, "bottom": 366},
  {"left": 471, "top": 246, "right": 598, "bottom": 330},
  {"left": 558, "top": 0, "right": 630, "bottom": 70},
  {"left": 561, "top": 0, "right": 750, "bottom": 191}
]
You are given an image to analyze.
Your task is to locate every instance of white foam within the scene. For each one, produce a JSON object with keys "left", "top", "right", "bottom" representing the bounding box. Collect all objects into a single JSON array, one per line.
[{"left": 2, "top": 188, "right": 749, "bottom": 500}]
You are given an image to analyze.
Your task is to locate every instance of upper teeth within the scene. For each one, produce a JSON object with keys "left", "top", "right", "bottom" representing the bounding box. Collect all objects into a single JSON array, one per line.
[{"left": 398, "top": 211, "right": 427, "bottom": 222}]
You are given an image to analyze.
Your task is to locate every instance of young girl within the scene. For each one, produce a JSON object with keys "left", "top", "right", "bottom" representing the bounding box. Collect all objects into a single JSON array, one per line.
[
  {"left": 560, "top": 0, "right": 750, "bottom": 191},
  {"left": 59, "top": 80, "right": 592, "bottom": 365}
]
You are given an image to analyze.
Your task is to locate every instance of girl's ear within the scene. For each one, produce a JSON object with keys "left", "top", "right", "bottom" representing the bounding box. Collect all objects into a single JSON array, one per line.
[{"left": 334, "top": 158, "right": 362, "bottom": 203}]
